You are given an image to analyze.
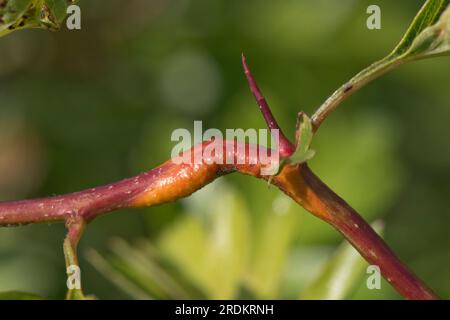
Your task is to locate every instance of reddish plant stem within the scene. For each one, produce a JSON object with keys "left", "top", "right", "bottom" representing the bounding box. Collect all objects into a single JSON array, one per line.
[
  {"left": 275, "top": 164, "right": 438, "bottom": 300},
  {"left": 64, "top": 217, "right": 86, "bottom": 299},
  {"left": 0, "top": 141, "right": 245, "bottom": 225},
  {"left": 241, "top": 54, "right": 295, "bottom": 156},
  {"left": 0, "top": 141, "right": 438, "bottom": 299},
  {"left": 0, "top": 55, "right": 439, "bottom": 300}
]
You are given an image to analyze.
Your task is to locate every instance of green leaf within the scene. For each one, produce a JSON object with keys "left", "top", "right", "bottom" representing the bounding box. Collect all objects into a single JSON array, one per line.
[
  {"left": 246, "top": 194, "right": 301, "bottom": 298},
  {"left": 158, "top": 182, "right": 251, "bottom": 299},
  {"left": 87, "top": 182, "right": 256, "bottom": 300},
  {"left": 389, "top": 0, "right": 449, "bottom": 57},
  {"left": 44, "top": 0, "right": 69, "bottom": 24},
  {"left": 0, "top": 0, "right": 74, "bottom": 38},
  {"left": 386, "top": 0, "right": 450, "bottom": 61},
  {"left": 86, "top": 248, "right": 156, "bottom": 300},
  {"left": 406, "top": 4, "right": 450, "bottom": 59},
  {"left": 102, "top": 238, "right": 194, "bottom": 299},
  {"left": 290, "top": 112, "right": 315, "bottom": 164},
  {"left": 0, "top": 291, "right": 45, "bottom": 300},
  {"left": 271, "top": 113, "right": 315, "bottom": 179},
  {"left": 313, "top": 1, "right": 450, "bottom": 128},
  {"left": 300, "top": 221, "right": 384, "bottom": 300}
]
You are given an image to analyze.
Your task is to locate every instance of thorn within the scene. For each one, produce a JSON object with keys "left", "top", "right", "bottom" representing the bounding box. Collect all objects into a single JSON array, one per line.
[
  {"left": 241, "top": 53, "right": 295, "bottom": 157},
  {"left": 241, "top": 53, "right": 278, "bottom": 130}
]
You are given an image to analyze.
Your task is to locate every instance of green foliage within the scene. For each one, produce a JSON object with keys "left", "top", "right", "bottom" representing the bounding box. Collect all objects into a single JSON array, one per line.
[
  {"left": 87, "top": 182, "right": 301, "bottom": 299},
  {"left": 286, "top": 113, "right": 315, "bottom": 164},
  {"left": 87, "top": 183, "right": 390, "bottom": 300},
  {"left": 271, "top": 113, "right": 315, "bottom": 180},
  {"left": 0, "top": 0, "right": 71, "bottom": 37},
  {"left": 406, "top": 4, "right": 450, "bottom": 59},
  {"left": 370, "top": 0, "right": 450, "bottom": 78},
  {"left": 313, "top": 0, "right": 450, "bottom": 136},
  {"left": 301, "top": 221, "right": 384, "bottom": 300},
  {"left": 0, "top": 290, "right": 44, "bottom": 300},
  {"left": 389, "top": 0, "right": 450, "bottom": 58}
]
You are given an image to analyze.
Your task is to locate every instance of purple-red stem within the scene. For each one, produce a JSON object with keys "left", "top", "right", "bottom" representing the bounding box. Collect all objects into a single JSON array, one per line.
[
  {"left": 298, "top": 165, "right": 438, "bottom": 300},
  {"left": 0, "top": 54, "right": 439, "bottom": 300},
  {"left": 242, "top": 54, "right": 295, "bottom": 157}
]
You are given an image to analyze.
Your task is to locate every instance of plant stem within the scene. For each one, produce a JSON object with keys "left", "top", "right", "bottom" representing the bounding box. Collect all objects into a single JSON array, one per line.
[
  {"left": 0, "top": 50, "right": 440, "bottom": 299},
  {"left": 242, "top": 54, "right": 295, "bottom": 156},
  {"left": 0, "top": 142, "right": 438, "bottom": 299},
  {"left": 0, "top": 162, "right": 182, "bottom": 225},
  {"left": 64, "top": 218, "right": 86, "bottom": 300},
  {"left": 311, "top": 58, "right": 405, "bottom": 132},
  {"left": 274, "top": 164, "right": 438, "bottom": 300}
]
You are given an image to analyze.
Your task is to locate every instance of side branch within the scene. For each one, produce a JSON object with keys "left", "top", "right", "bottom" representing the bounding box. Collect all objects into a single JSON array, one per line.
[{"left": 311, "top": 59, "right": 404, "bottom": 132}]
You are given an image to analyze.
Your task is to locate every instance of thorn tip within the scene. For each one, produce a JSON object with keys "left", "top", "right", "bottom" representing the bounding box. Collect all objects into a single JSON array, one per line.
[{"left": 241, "top": 54, "right": 295, "bottom": 156}]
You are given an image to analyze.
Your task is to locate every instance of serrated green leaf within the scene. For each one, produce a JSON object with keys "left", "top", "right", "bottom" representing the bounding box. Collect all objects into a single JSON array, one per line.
[
  {"left": 300, "top": 221, "right": 384, "bottom": 300},
  {"left": 0, "top": 0, "right": 33, "bottom": 23},
  {"left": 0, "top": 0, "right": 74, "bottom": 38},
  {"left": 0, "top": 290, "right": 45, "bottom": 300},
  {"left": 44, "top": 0, "right": 68, "bottom": 23}
]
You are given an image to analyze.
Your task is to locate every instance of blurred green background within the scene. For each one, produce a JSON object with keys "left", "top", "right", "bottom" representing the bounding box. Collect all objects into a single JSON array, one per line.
[{"left": 0, "top": 0, "right": 449, "bottom": 299}]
